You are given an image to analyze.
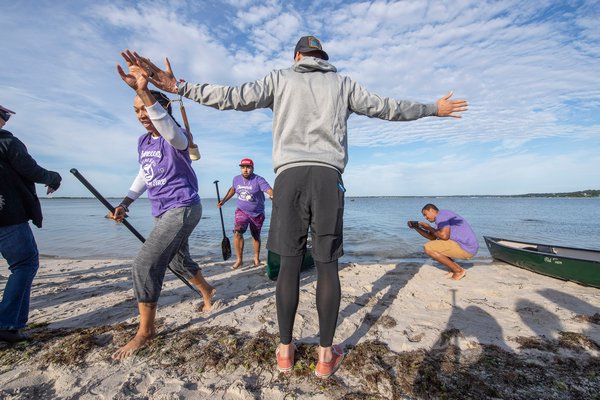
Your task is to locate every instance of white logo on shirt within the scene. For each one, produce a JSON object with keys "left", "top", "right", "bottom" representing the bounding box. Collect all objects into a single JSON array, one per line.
[
  {"left": 141, "top": 150, "right": 162, "bottom": 158},
  {"left": 142, "top": 162, "right": 155, "bottom": 182},
  {"left": 237, "top": 185, "right": 253, "bottom": 201}
]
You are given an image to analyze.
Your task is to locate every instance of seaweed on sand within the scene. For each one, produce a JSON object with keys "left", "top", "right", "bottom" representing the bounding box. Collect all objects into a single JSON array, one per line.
[
  {"left": 39, "top": 325, "right": 116, "bottom": 366},
  {"left": 149, "top": 326, "right": 279, "bottom": 376},
  {"left": 573, "top": 313, "right": 600, "bottom": 325},
  {"left": 2, "top": 325, "right": 600, "bottom": 399},
  {"left": 558, "top": 331, "right": 600, "bottom": 351},
  {"left": 343, "top": 331, "right": 600, "bottom": 400},
  {"left": 0, "top": 324, "right": 131, "bottom": 370}
]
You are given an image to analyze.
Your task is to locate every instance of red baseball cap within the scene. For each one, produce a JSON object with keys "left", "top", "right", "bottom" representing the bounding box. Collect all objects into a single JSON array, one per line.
[{"left": 239, "top": 158, "right": 254, "bottom": 167}]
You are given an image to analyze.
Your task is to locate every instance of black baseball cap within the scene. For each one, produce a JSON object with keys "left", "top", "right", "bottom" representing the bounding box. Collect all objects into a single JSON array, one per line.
[{"left": 294, "top": 36, "right": 329, "bottom": 60}]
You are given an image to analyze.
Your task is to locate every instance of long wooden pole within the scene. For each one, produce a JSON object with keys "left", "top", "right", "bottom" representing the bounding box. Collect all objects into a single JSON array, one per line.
[{"left": 70, "top": 168, "right": 202, "bottom": 298}]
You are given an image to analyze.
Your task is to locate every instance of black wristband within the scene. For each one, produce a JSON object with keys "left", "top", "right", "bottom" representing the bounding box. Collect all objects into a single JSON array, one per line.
[{"left": 118, "top": 203, "right": 129, "bottom": 212}]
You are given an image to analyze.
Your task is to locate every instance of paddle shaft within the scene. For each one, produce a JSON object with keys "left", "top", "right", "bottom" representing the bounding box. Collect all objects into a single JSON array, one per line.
[
  {"left": 179, "top": 99, "right": 195, "bottom": 147},
  {"left": 69, "top": 168, "right": 202, "bottom": 298},
  {"left": 213, "top": 181, "right": 227, "bottom": 237},
  {"left": 70, "top": 169, "right": 145, "bottom": 242}
]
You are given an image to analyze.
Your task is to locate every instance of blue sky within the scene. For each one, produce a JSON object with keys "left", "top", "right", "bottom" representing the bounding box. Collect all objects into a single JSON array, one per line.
[{"left": 1, "top": 0, "right": 599, "bottom": 197}]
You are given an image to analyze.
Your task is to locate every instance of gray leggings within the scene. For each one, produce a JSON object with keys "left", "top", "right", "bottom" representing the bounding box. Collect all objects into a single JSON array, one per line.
[{"left": 132, "top": 203, "right": 202, "bottom": 303}]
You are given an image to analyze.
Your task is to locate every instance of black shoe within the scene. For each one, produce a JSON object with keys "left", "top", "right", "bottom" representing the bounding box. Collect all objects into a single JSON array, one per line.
[{"left": 0, "top": 329, "right": 28, "bottom": 343}]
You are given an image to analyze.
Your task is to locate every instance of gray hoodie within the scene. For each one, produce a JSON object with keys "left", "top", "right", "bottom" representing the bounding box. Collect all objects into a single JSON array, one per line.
[{"left": 178, "top": 57, "right": 437, "bottom": 174}]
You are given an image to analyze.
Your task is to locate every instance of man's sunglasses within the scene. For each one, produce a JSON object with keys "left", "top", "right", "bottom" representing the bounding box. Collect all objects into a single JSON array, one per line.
[{"left": 0, "top": 111, "right": 10, "bottom": 122}]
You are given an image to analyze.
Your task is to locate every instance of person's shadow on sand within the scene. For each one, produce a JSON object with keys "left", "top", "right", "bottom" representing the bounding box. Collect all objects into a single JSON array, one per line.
[
  {"left": 340, "top": 262, "right": 421, "bottom": 347},
  {"left": 30, "top": 263, "right": 133, "bottom": 310},
  {"left": 535, "top": 288, "right": 599, "bottom": 340},
  {"left": 515, "top": 298, "right": 561, "bottom": 340},
  {"left": 184, "top": 264, "right": 319, "bottom": 329},
  {"left": 433, "top": 288, "right": 507, "bottom": 350},
  {"left": 538, "top": 288, "right": 600, "bottom": 320},
  {"left": 412, "top": 288, "right": 507, "bottom": 397},
  {"left": 516, "top": 288, "right": 600, "bottom": 343},
  {"left": 28, "top": 261, "right": 239, "bottom": 329}
]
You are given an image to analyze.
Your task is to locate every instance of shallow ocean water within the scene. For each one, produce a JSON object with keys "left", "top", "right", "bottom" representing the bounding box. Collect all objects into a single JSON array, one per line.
[{"left": 34, "top": 197, "right": 600, "bottom": 263}]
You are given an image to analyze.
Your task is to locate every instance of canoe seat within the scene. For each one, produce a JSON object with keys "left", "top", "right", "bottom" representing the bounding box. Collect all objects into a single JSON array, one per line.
[
  {"left": 537, "top": 245, "right": 555, "bottom": 254},
  {"left": 522, "top": 245, "right": 555, "bottom": 254}
]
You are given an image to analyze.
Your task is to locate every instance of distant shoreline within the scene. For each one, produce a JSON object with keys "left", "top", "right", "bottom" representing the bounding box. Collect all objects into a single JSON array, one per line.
[{"left": 41, "top": 190, "right": 600, "bottom": 200}]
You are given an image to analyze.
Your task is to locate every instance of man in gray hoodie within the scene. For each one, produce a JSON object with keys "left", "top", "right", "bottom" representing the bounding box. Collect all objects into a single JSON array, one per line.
[{"left": 134, "top": 35, "right": 467, "bottom": 378}]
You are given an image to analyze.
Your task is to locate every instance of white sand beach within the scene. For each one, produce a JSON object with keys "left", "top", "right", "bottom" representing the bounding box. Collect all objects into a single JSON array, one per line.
[{"left": 1, "top": 257, "right": 599, "bottom": 399}]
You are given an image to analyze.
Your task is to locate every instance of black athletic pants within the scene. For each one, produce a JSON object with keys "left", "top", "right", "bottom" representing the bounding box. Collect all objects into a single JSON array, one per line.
[{"left": 276, "top": 255, "right": 341, "bottom": 347}]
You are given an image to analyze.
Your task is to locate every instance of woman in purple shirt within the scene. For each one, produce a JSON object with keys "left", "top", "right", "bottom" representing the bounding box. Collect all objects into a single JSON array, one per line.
[{"left": 110, "top": 50, "right": 215, "bottom": 360}]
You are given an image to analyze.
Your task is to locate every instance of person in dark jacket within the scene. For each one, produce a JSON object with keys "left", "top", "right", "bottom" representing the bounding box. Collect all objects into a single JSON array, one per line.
[{"left": 0, "top": 104, "right": 62, "bottom": 343}]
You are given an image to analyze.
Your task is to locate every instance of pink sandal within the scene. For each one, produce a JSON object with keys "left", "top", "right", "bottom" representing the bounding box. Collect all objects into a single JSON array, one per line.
[{"left": 315, "top": 344, "right": 345, "bottom": 379}]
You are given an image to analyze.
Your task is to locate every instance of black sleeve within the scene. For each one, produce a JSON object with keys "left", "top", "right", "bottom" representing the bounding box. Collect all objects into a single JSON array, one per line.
[{"left": 7, "top": 138, "right": 62, "bottom": 190}]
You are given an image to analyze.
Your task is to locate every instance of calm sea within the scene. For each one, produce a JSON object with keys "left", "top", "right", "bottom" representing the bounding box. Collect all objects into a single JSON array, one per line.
[{"left": 34, "top": 197, "right": 600, "bottom": 263}]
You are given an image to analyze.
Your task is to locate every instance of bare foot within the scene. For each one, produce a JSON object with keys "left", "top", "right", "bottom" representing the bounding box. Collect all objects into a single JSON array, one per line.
[
  {"left": 198, "top": 287, "right": 217, "bottom": 312},
  {"left": 111, "top": 332, "right": 155, "bottom": 360},
  {"left": 232, "top": 260, "right": 242, "bottom": 270},
  {"left": 253, "top": 257, "right": 261, "bottom": 267},
  {"left": 451, "top": 270, "right": 466, "bottom": 281}
]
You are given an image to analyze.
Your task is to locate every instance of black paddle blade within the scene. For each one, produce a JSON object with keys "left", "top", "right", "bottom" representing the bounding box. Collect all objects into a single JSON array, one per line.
[{"left": 222, "top": 237, "right": 232, "bottom": 261}]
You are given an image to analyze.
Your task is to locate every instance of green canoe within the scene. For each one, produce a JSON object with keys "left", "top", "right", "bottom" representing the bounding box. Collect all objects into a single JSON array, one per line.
[
  {"left": 484, "top": 236, "right": 600, "bottom": 288},
  {"left": 266, "top": 249, "right": 315, "bottom": 281}
]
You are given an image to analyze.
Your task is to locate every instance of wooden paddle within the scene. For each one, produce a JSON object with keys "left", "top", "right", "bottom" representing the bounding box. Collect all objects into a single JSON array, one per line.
[
  {"left": 177, "top": 97, "right": 200, "bottom": 161},
  {"left": 213, "top": 180, "right": 232, "bottom": 261}
]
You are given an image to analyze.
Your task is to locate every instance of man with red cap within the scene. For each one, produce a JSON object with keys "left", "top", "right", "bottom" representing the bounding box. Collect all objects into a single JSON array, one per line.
[
  {"left": 0, "top": 104, "right": 62, "bottom": 343},
  {"left": 218, "top": 158, "right": 273, "bottom": 269}
]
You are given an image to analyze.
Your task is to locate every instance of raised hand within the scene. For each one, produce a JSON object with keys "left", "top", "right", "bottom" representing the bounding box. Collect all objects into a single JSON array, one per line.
[
  {"left": 435, "top": 91, "right": 468, "bottom": 118},
  {"left": 117, "top": 49, "right": 149, "bottom": 92},
  {"left": 132, "top": 52, "right": 178, "bottom": 94}
]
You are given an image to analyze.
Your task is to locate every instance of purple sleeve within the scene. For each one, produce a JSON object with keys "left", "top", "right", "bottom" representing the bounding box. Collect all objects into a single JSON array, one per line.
[
  {"left": 257, "top": 176, "right": 272, "bottom": 191},
  {"left": 435, "top": 210, "right": 452, "bottom": 229}
]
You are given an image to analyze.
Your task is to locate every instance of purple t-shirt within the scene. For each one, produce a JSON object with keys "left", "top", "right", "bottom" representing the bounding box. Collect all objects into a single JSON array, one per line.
[
  {"left": 138, "top": 134, "right": 200, "bottom": 217},
  {"left": 435, "top": 209, "right": 479, "bottom": 255},
  {"left": 232, "top": 174, "right": 271, "bottom": 217}
]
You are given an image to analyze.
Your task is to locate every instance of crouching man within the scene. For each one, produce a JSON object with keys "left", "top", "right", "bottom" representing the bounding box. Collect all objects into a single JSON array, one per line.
[{"left": 408, "top": 203, "right": 478, "bottom": 280}]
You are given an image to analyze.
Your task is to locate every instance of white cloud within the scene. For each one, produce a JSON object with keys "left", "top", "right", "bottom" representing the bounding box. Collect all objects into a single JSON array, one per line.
[
  {"left": 233, "top": 2, "right": 282, "bottom": 31},
  {"left": 345, "top": 145, "right": 600, "bottom": 196},
  {"left": 1, "top": 0, "right": 598, "bottom": 197}
]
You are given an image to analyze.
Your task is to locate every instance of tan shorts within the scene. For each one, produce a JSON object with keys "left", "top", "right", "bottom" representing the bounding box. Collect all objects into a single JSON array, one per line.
[{"left": 424, "top": 240, "right": 474, "bottom": 260}]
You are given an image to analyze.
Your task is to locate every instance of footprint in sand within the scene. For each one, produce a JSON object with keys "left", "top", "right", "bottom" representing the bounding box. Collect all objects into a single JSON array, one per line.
[
  {"left": 425, "top": 300, "right": 453, "bottom": 311},
  {"left": 195, "top": 298, "right": 224, "bottom": 313},
  {"left": 404, "top": 329, "right": 425, "bottom": 343}
]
